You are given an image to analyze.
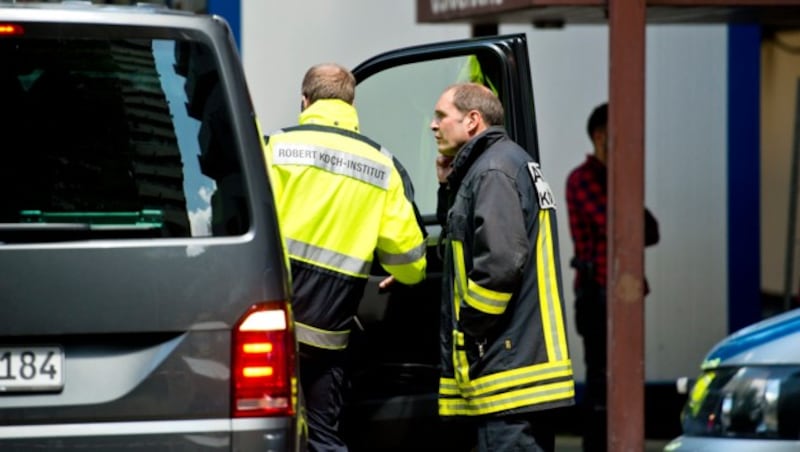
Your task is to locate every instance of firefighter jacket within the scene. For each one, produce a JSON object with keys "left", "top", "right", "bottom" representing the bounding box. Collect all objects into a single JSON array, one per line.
[
  {"left": 437, "top": 126, "right": 575, "bottom": 417},
  {"left": 264, "top": 99, "right": 426, "bottom": 351}
]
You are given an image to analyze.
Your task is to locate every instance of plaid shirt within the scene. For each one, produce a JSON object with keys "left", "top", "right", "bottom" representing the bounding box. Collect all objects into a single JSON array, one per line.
[{"left": 565, "top": 155, "right": 607, "bottom": 290}]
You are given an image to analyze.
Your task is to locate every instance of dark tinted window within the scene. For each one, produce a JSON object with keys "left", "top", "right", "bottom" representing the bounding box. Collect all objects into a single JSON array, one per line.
[{"left": 0, "top": 29, "right": 248, "bottom": 241}]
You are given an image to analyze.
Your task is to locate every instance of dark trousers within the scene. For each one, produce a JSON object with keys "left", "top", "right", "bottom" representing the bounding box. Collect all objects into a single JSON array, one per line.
[
  {"left": 473, "top": 412, "right": 555, "bottom": 452},
  {"left": 575, "top": 286, "right": 607, "bottom": 452},
  {"left": 299, "top": 346, "right": 349, "bottom": 452}
]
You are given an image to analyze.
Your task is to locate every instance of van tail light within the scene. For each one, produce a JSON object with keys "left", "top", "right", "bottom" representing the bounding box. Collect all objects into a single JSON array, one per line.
[
  {"left": 232, "top": 301, "right": 297, "bottom": 417},
  {"left": 0, "top": 24, "right": 24, "bottom": 36}
]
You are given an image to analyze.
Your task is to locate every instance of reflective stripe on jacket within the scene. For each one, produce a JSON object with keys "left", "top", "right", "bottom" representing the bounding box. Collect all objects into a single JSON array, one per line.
[
  {"left": 265, "top": 99, "right": 426, "bottom": 350},
  {"left": 438, "top": 126, "right": 574, "bottom": 417}
]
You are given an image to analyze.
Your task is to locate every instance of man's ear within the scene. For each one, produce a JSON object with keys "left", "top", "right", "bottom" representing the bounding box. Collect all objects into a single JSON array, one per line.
[
  {"left": 301, "top": 95, "right": 310, "bottom": 111},
  {"left": 466, "top": 110, "right": 482, "bottom": 133}
]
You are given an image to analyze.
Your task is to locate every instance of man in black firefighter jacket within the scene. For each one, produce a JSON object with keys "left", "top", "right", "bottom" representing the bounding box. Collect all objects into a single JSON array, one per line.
[{"left": 431, "top": 82, "right": 575, "bottom": 452}]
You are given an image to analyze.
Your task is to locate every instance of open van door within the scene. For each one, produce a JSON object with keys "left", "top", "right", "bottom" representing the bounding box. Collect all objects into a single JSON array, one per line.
[{"left": 344, "top": 34, "right": 540, "bottom": 451}]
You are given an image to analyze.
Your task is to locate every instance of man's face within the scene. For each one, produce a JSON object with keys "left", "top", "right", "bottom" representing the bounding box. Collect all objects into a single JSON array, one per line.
[
  {"left": 589, "top": 125, "right": 609, "bottom": 164},
  {"left": 430, "top": 89, "right": 469, "bottom": 157}
]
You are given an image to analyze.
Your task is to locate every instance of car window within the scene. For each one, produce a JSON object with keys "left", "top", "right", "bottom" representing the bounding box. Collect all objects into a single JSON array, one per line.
[
  {"left": 355, "top": 55, "right": 475, "bottom": 218},
  {"left": 0, "top": 31, "right": 248, "bottom": 240},
  {"left": 355, "top": 52, "right": 516, "bottom": 222}
]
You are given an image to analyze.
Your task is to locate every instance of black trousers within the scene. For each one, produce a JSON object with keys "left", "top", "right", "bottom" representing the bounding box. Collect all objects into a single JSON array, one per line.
[
  {"left": 575, "top": 286, "right": 607, "bottom": 452},
  {"left": 299, "top": 346, "right": 349, "bottom": 452},
  {"left": 468, "top": 411, "right": 555, "bottom": 452}
]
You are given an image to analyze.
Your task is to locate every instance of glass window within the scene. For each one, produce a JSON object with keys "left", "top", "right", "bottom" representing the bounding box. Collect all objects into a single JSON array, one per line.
[
  {"left": 356, "top": 56, "right": 472, "bottom": 218},
  {"left": 0, "top": 31, "right": 249, "bottom": 241},
  {"left": 355, "top": 52, "right": 509, "bottom": 224}
]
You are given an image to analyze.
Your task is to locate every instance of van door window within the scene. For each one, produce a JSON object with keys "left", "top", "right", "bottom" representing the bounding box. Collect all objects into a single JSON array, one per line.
[
  {"left": 0, "top": 33, "right": 249, "bottom": 242},
  {"left": 356, "top": 55, "right": 478, "bottom": 220}
]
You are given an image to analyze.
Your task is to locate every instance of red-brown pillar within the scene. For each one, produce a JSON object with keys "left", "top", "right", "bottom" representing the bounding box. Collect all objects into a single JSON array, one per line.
[{"left": 608, "top": 0, "right": 646, "bottom": 450}]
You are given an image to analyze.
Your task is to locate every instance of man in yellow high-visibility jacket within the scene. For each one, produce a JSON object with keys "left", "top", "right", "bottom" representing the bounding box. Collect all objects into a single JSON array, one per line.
[{"left": 263, "top": 63, "right": 426, "bottom": 452}]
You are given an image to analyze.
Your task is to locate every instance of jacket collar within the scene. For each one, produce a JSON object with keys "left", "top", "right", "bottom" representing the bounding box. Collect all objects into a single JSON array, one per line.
[
  {"left": 448, "top": 126, "right": 507, "bottom": 187},
  {"left": 298, "top": 99, "right": 360, "bottom": 132}
]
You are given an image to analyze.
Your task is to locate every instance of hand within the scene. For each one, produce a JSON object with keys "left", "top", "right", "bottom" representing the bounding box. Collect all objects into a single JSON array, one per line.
[
  {"left": 436, "top": 154, "right": 454, "bottom": 183},
  {"left": 378, "top": 275, "right": 395, "bottom": 290}
]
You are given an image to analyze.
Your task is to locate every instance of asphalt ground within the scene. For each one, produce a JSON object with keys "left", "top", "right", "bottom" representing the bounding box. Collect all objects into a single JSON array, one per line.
[{"left": 555, "top": 435, "right": 670, "bottom": 451}]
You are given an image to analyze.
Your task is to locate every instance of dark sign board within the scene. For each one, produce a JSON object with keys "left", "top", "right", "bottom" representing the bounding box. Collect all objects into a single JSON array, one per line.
[
  {"left": 417, "top": 0, "right": 800, "bottom": 26},
  {"left": 416, "top": 0, "right": 536, "bottom": 22}
]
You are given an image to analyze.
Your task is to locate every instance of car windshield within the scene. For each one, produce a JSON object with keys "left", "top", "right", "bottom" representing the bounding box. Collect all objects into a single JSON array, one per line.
[{"left": 0, "top": 26, "right": 248, "bottom": 241}]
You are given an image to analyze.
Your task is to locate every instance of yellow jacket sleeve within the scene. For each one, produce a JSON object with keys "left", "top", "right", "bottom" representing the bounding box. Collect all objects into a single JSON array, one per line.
[{"left": 376, "top": 167, "right": 426, "bottom": 285}]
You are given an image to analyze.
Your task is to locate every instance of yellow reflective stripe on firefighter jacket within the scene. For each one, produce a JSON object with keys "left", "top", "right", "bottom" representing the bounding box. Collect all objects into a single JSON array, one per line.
[
  {"left": 437, "top": 126, "right": 574, "bottom": 417},
  {"left": 264, "top": 99, "right": 426, "bottom": 350}
]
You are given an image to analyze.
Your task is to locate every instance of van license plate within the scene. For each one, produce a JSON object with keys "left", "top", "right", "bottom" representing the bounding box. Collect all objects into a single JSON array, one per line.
[{"left": 0, "top": 346, "right": 64, "bottom": 393}]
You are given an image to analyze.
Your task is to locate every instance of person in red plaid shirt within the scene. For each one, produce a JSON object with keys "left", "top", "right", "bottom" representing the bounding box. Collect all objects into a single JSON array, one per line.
[{"left": 565, "top": 103, "right": 659, "bottom": 452}]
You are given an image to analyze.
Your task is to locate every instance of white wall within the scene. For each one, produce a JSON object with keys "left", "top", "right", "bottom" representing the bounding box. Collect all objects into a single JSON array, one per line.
[
  {"left": 242, "top": 0, "right": 730, "bottom": 383},
  {"left": 242, "top": 0, "right": 469, "bottom": 132},
  {"left": 644, "top": 26, "right": 729, "bottom": 381}
]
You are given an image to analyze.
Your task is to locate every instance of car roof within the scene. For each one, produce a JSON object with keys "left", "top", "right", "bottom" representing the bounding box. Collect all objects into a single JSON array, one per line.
[
  {"left": 702, "top": 308, "right": 800, "bottom": 369},
  {"left": 0, "top": 1, "right": 184, "bottom": 14},
  {"left": 0, "top": 2, "right": 225, "bottom": 38},
  {"left": 0, "top": 1, "right": 212, "bottom": 25}
]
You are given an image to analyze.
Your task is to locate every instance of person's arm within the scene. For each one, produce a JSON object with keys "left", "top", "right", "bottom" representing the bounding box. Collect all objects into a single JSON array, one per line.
[
  {"left": 391, "top": 154, "right": 428, "bottom": 239},
  {"left": 565, "top": 175, "right": 586, "bottom": 268},
  {"left": 565, "top": 170, "right": 602, "bottom": 279},
  {"left": 376, "top": 166, "right": 427, "bottom": 285},
  {"left": 378, "top": 155, "right": 428, "bottom": 289},
  {"left": 458, "top": 170, "right": 528, "bottom": 338}
]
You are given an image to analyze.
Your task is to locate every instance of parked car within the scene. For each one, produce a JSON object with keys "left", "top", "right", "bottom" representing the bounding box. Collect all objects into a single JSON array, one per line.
[
  {"left": 0, "top": 3, "right": 305, "bottom": 451},
  {"left": 663, "top": 308, "right": 800, "bottom": 451}
]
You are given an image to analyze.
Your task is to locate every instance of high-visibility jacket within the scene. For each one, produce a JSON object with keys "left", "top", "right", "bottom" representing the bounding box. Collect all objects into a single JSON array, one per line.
[
  {"left": 437, "top": 126, "right": 575, "bottom": 417},
  {"left": 264, "top": 99, "right": 426, "bottom": 351}
]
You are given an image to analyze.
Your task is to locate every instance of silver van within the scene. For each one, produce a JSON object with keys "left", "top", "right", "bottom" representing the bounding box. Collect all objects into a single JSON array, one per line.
[
  {"left": 664, "top": 308, "right": 800, "bottom": 451},
  {"left": 0, "top": 3, "right": 304, "bottom": 451}
]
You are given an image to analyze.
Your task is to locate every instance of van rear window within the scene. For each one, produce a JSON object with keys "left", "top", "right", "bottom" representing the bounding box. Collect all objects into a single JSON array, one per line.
[{"left": 0, "top": 32, "right": 249, "bottom": 241}]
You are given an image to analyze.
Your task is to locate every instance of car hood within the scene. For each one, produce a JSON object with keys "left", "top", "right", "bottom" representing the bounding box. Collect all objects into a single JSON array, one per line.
[{"left": 702, "top": 308, "right": 800, "bottom": 369}]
